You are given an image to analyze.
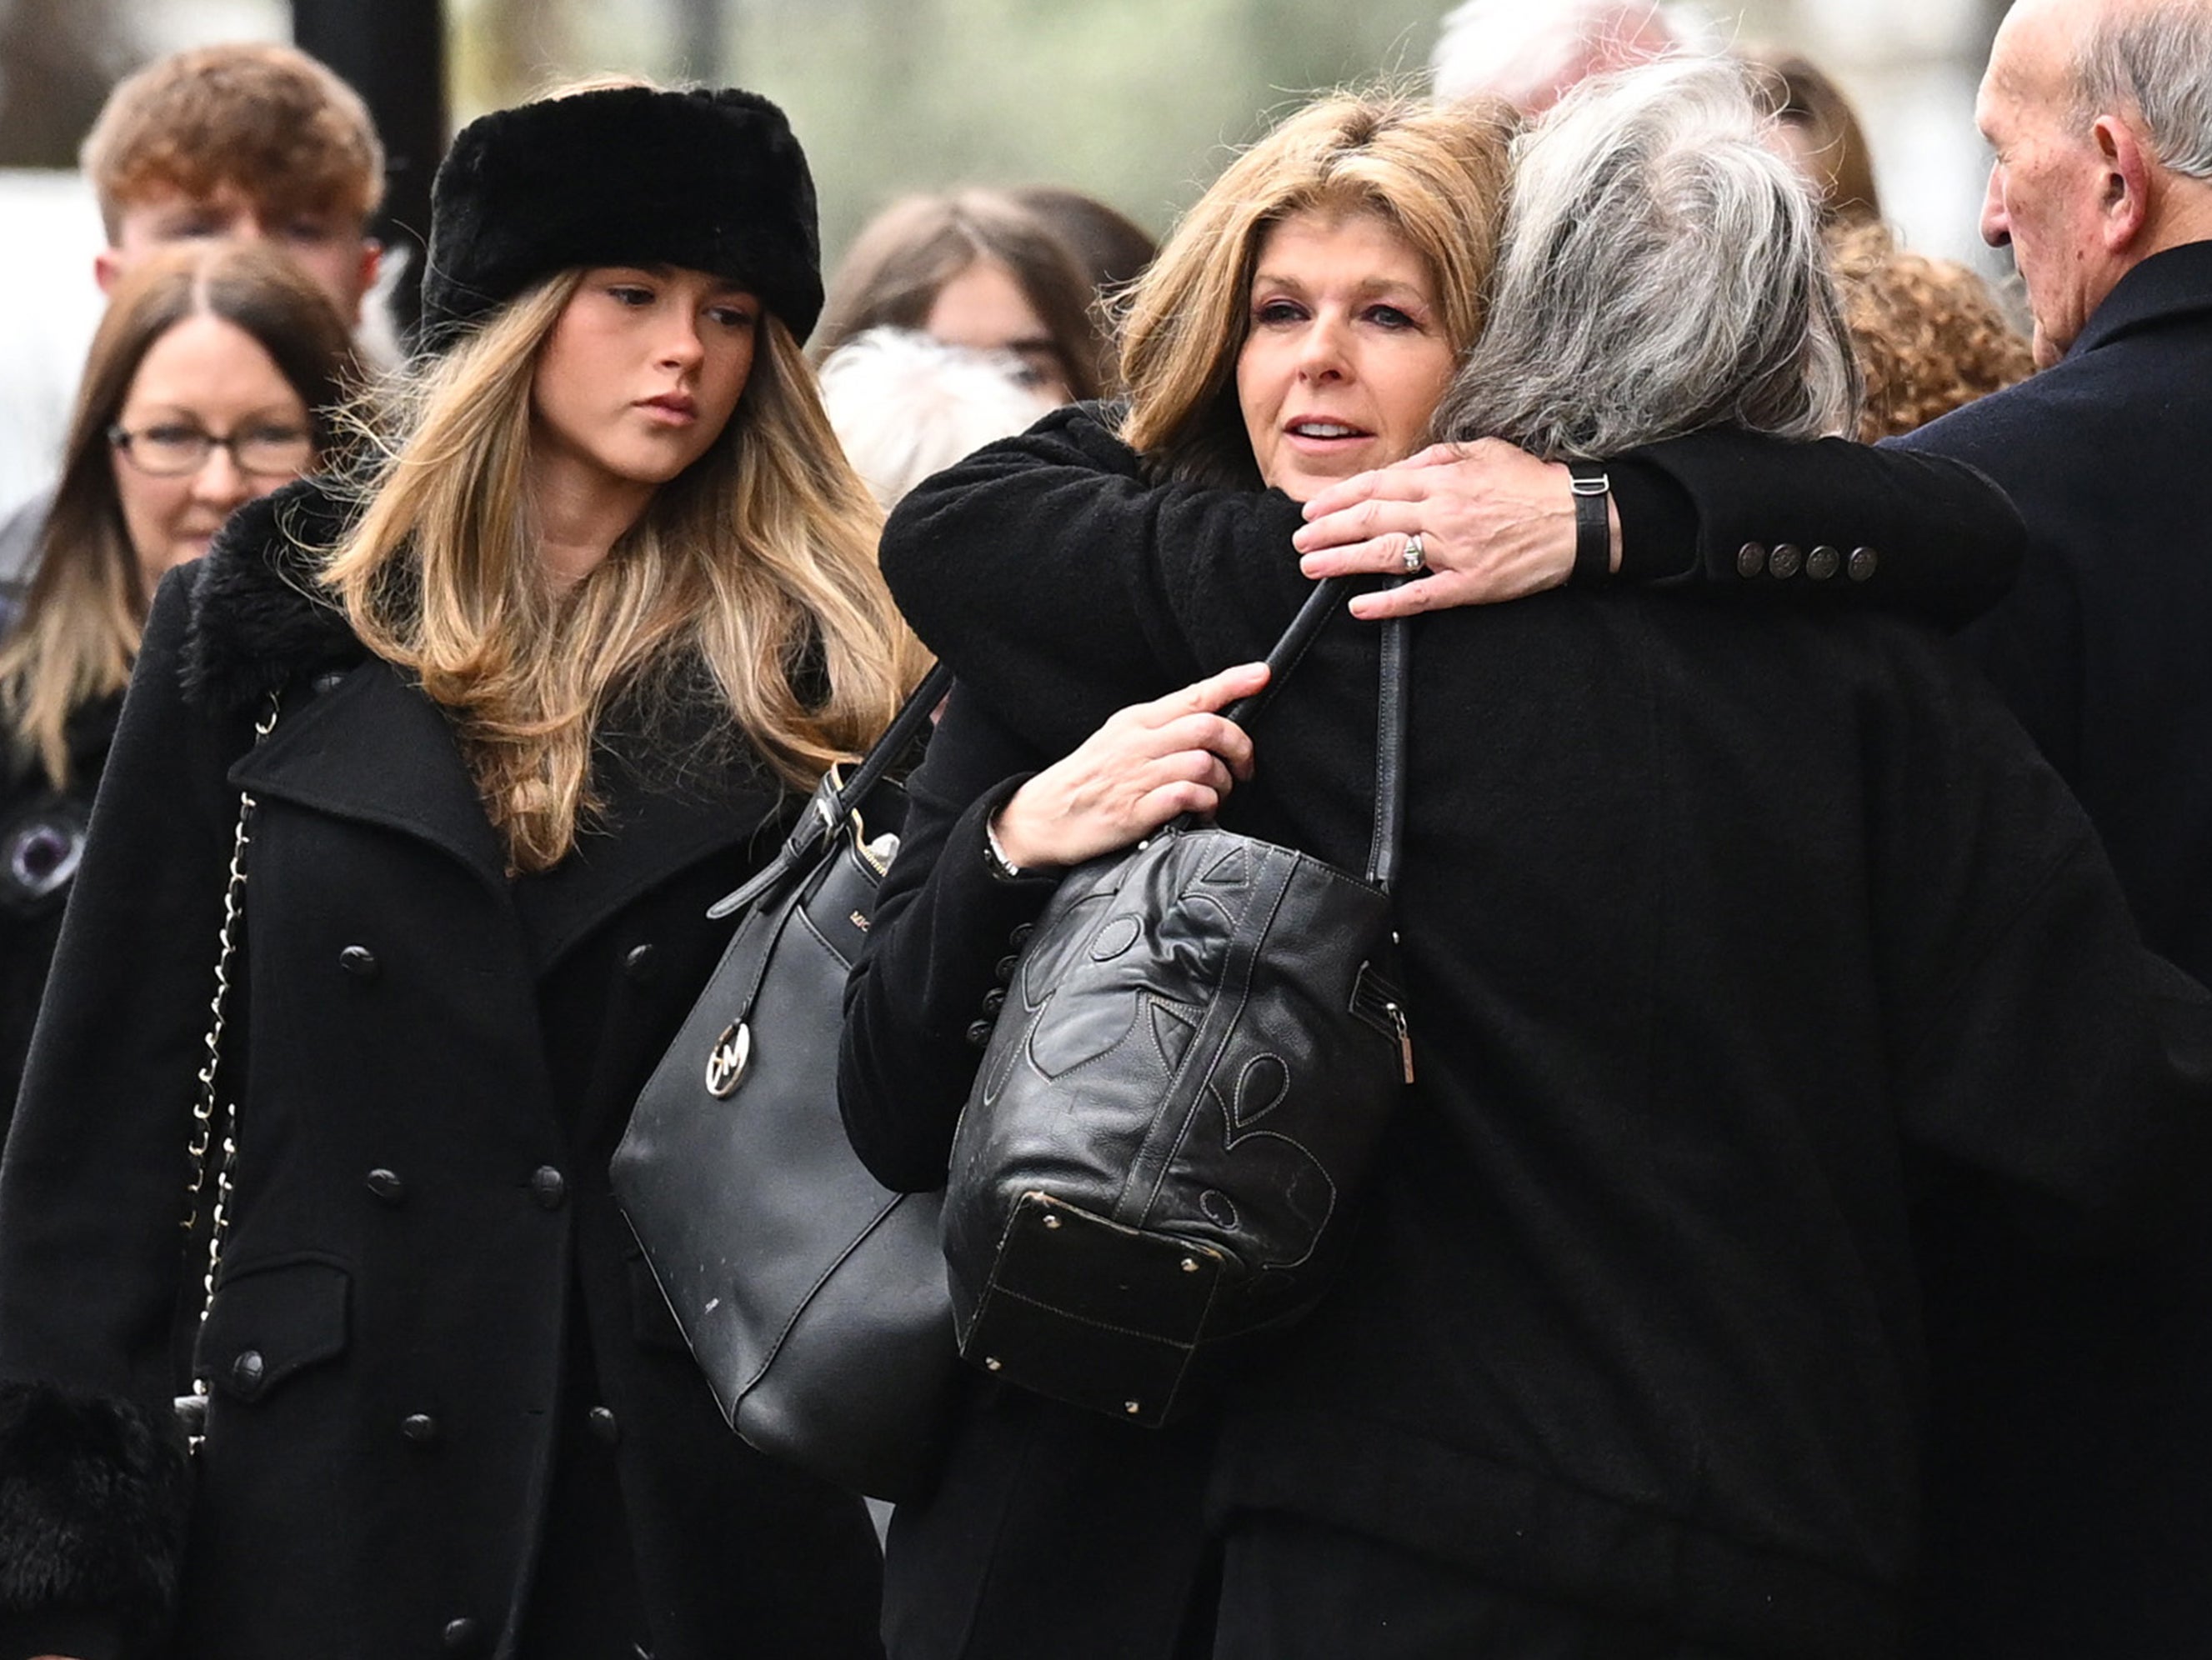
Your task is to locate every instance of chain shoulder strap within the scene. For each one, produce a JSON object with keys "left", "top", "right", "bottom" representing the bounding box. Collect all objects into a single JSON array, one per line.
[{"left": 175, "top": 692, "right": 278, "bottom": 1448}]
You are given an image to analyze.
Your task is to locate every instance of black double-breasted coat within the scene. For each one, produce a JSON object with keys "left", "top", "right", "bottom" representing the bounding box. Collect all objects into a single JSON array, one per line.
[{"left": 0, "top": 484, "right": 884, "bottom": 1660}]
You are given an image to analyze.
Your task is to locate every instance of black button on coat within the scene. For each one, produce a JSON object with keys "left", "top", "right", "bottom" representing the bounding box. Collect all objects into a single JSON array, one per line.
[{"left": 0, "top": 484, "right": 883, "bottom": 1659}]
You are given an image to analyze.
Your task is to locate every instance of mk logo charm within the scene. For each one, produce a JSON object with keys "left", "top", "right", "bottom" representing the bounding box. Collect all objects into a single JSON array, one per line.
[{"left": 705, "top": 1020, "right": 752, "bottom": 1098}]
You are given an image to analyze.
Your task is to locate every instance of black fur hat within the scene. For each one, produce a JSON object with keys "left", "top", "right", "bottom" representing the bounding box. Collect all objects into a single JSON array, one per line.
[{"left": 418, "top": 84, "right": 823, "bottom": 348}]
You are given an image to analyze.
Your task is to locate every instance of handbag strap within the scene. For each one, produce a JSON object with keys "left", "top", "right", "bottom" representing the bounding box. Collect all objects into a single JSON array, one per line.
[
  {"left": 827, "top": 660, "right": 958, "bottom": 826},
  {"left": 1366, "top": 610, "right": 1409, "bottom": 892},
  {"left": 178, "top": 691, "right": 280, "bottom": 1446},
  {"left": 708, "top": 661, "right": 957, "bottom": 920},
  {"left": 718, "top": 574, "right": 1413, "bottom": 914},
  {"left": 1211, "top": 575, "right": 1411, "bottom": 896}
]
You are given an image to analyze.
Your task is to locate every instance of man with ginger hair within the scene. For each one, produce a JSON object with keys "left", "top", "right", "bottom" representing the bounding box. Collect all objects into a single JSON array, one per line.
[
  {"left": 83, "top": 42, "right": 384, "bottom": 321},
  {"left": 0, "top": 43, "right": 385, "bottom": 598},
  {"left": 1894, "top": 0, "right": 2212, "bottom": 1650}
]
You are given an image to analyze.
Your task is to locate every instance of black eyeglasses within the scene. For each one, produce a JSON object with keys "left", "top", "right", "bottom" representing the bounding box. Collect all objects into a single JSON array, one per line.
[{"left": 108, "top": 421, "right": 313, "bottom": 479}]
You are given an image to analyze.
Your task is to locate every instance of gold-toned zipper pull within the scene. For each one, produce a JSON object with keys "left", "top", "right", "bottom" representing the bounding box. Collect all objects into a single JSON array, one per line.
[{"left": 1387, "top": 1001, "right": 1414, "bottom": 1083}]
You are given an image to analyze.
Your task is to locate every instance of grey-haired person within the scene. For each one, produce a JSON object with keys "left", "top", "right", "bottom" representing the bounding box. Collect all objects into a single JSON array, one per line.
[{"left": 1894, "top": 0, "right": 2212, "bottom": 1650}]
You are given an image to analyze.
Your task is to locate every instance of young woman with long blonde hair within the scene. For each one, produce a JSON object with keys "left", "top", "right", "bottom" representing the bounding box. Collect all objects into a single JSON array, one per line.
[{"left": 0, "top": 83, "right": 908, "bottom": 1658}]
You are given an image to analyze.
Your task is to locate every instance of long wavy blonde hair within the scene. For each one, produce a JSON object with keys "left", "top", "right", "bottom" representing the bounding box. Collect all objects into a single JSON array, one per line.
[
  {"left": 1118, "top": 90, "right": 1516, "bottom": 488},
  {"left": 323, "top": 272, "right": 918, "bottom": 872}
]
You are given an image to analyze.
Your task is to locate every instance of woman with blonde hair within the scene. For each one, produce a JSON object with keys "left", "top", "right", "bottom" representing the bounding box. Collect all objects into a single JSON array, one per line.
[
  {"left": 1116, "top": 91, "right": 1508, "bottom": 485},
  {"left": 0, "top": 239, "right": 352, "bottom": 1132},
  {"left": 0, "top": 83, "right": 904, "bottom": 1658},
  {"left": 843, "top": 78, "right": 2044, "bottom": 1658}
]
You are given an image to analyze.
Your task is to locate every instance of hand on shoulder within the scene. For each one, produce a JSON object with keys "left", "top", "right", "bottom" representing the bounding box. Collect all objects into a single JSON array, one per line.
[{"left": 1293, "top": 438, "right": 1617, "bottom": 620}]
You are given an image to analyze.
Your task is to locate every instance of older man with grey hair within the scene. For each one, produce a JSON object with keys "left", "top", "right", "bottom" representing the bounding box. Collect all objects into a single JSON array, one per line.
[
  {"left": 1891, "top": 0, "right": 2212, "bottom": 1652},
  {"left": 1429, "top": 0, "right": 1715, "bottom": 111}
]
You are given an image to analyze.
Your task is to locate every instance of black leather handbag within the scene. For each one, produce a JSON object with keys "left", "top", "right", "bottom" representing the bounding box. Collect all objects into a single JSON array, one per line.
[
  {"left": 943, "top": 581, "right": 1412, "bottom": 1428},
  {"left": 612, "top": 662, "right": 958, "bottom": 1502}
]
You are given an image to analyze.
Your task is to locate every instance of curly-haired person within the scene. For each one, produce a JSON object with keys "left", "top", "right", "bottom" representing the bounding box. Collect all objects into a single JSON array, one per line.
[{"left": 1832, "top": 221, "right": 2034, "bottom": 440}]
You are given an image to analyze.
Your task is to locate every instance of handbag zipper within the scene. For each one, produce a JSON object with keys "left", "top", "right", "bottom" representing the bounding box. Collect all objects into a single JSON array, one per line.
[{"left": 1350, "top": 964, "right": 1415, "bottom": 1084}]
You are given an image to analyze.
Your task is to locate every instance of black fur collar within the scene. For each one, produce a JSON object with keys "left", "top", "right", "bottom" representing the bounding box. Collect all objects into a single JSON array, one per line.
[{"left": 179, "top": 477, "right": 367, "bottom": 715}]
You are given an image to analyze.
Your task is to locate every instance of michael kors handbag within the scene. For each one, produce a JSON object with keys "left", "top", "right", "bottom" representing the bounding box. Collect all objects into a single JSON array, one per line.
[{"left": 613, "top": 664, "right": 958, "bottom": 1502}]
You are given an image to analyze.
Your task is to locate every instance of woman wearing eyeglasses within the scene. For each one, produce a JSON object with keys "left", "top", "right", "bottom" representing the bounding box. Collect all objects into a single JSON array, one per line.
[{"left": 0, "top": 239, "right": 353, "bottom": 1131}]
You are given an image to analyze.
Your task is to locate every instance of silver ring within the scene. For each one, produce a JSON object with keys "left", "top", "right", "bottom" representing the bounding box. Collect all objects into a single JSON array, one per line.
[{"left": 1400, "top": 532, "right": 1427, "bottom": 575}]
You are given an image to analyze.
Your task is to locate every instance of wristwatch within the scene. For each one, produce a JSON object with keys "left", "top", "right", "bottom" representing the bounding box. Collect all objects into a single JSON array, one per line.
[{"left": 1567, "top": 461, "right": 1612, "bottom": 586}]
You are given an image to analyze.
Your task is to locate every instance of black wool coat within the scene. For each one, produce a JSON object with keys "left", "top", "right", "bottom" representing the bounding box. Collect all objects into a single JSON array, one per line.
[
  {"left": 843, "top": 409, "right": 2212, "bottom": 1658},
  {"left": 0, "top": 688, "right": 118, "bottom": 1138},
  {"left": 0, "top": 482, "right": 884, "bottom": 1660},
  {"left": 1896, "top": 238, "right": 2212, "bottom": 1656}
]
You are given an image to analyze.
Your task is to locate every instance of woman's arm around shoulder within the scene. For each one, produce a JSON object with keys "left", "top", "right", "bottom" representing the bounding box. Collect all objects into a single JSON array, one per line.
[
  {"left": 883, "top": 403, "right": 1313, "bottom": 757},
  {"left": 1293, "top": 432, "right": 2026, "bottom": 628},
  {"left": 1616, "top": 429, "right": 2025, "bottom": 625},
  {"left": 888, "top": 411, "right": 2027, "bottom": 762}
]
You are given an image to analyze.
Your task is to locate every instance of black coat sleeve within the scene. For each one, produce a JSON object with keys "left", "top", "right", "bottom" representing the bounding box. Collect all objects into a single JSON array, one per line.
[
  {"left": 883, "top": 408, "right": 1312, "bottom": 752},
  {"left": 1618, "top": 428, "right": 2025, "bottom": 625},
  {"left": 883, "top": 408, "right": 2026, "bottom": 755},
  {"left": 838, "top": 686, "right": 1062, "bottom": 1193},
  {"left": 0, "top": 569, "right": 243, "bottom": 1652}
]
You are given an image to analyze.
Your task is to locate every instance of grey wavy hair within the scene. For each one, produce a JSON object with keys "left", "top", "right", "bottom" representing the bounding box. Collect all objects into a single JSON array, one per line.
[
  {"left": 2074, "top": 0, "right": 2212, "bottom": 182},
  {"left": 1433, "top": 57, "right": 1860, "bottom": 459}
]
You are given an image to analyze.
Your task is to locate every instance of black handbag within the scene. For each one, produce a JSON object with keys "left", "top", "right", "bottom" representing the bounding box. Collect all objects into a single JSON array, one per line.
[
  {"left": 943, "top": 580, "right": 1412, "bottom": 1428},
  {"left": 612, "top": 662, "right": 958, "bottom": 1502}
]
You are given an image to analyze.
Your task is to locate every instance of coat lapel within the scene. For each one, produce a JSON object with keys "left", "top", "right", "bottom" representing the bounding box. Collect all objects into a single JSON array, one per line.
[
  {"left": 512, "top": 730, "right": 792, "bottom": 976},
  {"left": 235, "top": 659, "right": 794, "bottom": 977},
  {"left": 191, "top": 484, "right": 799, "bottom": 981},
  {"left": 230, "top": 660, "right": 511, "bottom": 896}
]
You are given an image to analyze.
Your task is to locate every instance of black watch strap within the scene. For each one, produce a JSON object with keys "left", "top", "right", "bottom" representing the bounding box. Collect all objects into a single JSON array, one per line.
[{"left": 1567, "top": 462, "right": 1611, "bottom": 587}]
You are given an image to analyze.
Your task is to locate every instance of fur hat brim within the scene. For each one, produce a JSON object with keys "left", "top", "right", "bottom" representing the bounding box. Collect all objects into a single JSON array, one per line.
[{"left": 418, "top": 85, "right": 823, "bottom": 348}]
